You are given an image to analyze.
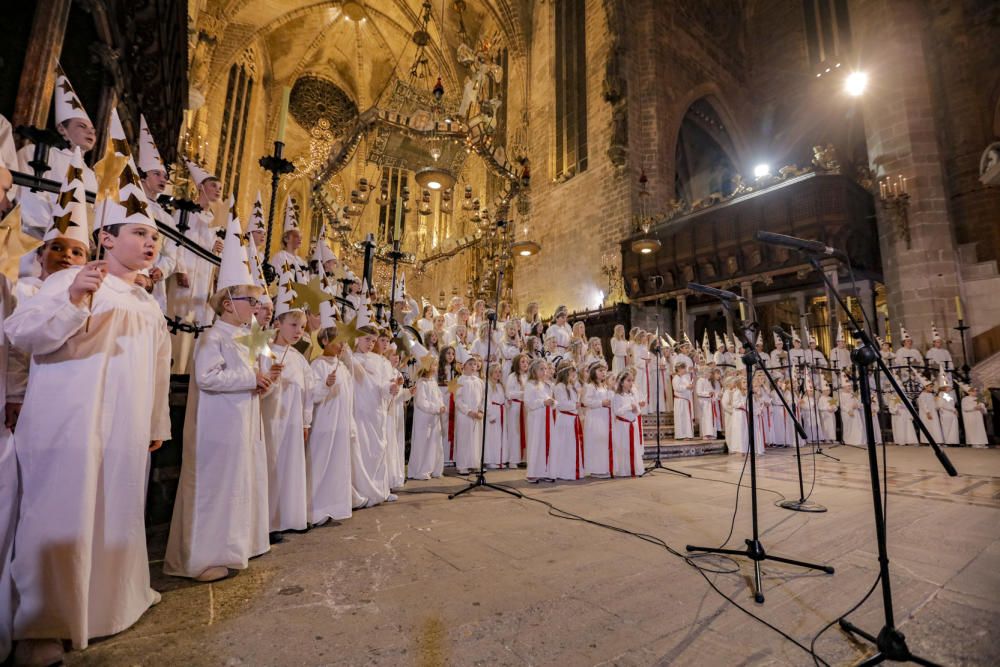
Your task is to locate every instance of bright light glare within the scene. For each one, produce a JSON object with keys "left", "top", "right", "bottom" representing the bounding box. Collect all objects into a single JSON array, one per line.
[
  {"left": 519, "top": 249, "right": 531, "bottom": 256},
  {"left": 753, "top": 163, "right": 771, "bottom": 179},
  {"left": 845, "top": 71, "right": 868, "bottom": 97},
  {"left": 427, "top": 181, "right": 441, "bottom": 190},
  {"left": 640, "top": 247, "right": 653, "bottom": 254}
]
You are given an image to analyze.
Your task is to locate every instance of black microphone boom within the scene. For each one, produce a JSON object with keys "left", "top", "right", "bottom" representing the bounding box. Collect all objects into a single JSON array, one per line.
[
  {"left": 772, "top": 325, "right": 793, "bottom": 342},
  {"left": 687, "top": 282, "right": 744, "bottom": 302},
  {"left": 755, "top": 231, "right": 848, "bottom": 261}
]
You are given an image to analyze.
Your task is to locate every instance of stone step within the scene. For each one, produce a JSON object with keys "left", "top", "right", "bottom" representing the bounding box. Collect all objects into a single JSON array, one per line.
[
  {"left": 961, "top": 260, "right": 999, "bottom": 282},
  {"left": 642, "top": 438, "right": 727, "bottom": 459}
]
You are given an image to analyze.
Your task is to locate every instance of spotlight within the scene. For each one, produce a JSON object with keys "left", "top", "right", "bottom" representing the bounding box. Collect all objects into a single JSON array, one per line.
[
  {"left": 753, "top": 163, "right": 771, "bottom": 179},
  {"left": 845, "top": 71, "right": 868, "bottom": 97}
]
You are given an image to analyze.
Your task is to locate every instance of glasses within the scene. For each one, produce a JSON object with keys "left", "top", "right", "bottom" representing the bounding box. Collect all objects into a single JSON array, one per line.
[{"left": 230, "top": 297, "right": 260, "bottom": 307}]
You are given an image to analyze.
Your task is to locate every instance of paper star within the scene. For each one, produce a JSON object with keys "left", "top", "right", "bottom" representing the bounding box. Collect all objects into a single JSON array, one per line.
[
  {"left": 235, "top": 318, "right": 275, "bottom": 363},
  {"left": 92, "top": 149, "right": 129, "bottom": 201},
  {"left": 123, "top": 192, "right": 149, "bottom": 218},
  {"left": 51, "top": 210, "right": 80, "bottom": 235},
  {"left": 56, "top": 188, "right": 76, "bottom": 209},
  {"left": 67, "top": 97, "right": 84, "bottom": 112},
  {"left": 0, "top": 205, "right": 43, "bottom": 281},
  {"left": 290, "top": 277, "right": 331, "bottom": 312},
  {"left": 332, "top": 315, "right": 365, "bottom": 349},
  {"left": 64, "top": 164, "right": 83, "bottom": 185},
  {"left": 57, "top": 79, "right": 73, "bottom": 95},
  {"left": 111, "top": 137, "right": 130, "bottom": 157},
  {"left": 118, "top": 163, "right": 141, "bottom": 192}
]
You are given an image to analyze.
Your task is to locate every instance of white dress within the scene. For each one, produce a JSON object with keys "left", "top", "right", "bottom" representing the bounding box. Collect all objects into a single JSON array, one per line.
[
  {"left": 484, "top": 382, "right": 507, "bottom": 467},
  {"left": 672, "top": 374, "right": 694, "bottom": 439},
  {"left": 5, "top": 270, "right": 170, "bottom": 649},
  {"left": 917, "top": 391, "right": 944, "bottom": 444},
  {"left": 166, "top": 208, "right": 217, "bottom": 374},
  {"left": 505, "top": 373, "right": 527, "bottom": 466},
  {"left": 728, "top": 392, "right": 762, "bottom": 455},
  {"left": 409, "top": 379, "right": 445, "bottom": 479},
  {"left": 611, "top": 393, "right": 643, "bottom": 477},
  {"left": 937, "top": 393, "right": 959, "bottom": 444},
  {"left": 696, "top": 377, "right": 716, "bottom": 438},
  {"left": 0, "top": 277, "right": 13, "bottom": 662},
  {"left": 386, "top": 376, "right": 410, "bottom": 489},
  {"left": 722, "top": 388, "right": 735, "bottom": 450},
  {"left": 165, "top": 320, "right": 269, "bottom": 579},
  {"left": 350, "top": 351, "right": 393, "bottom": 505},
  {"left": 582, "top": 384, "right": 613, "bottom": 477},
  {"left": 818, "top": 394, "right": 838, "bottom": 442},
  {"left": 610, "top": 338, "right": 628, "bottom": 374},
  {"left": 307, "top": 356, "right": 354, "bottom": 522},
  {"left": 524, "top": 381, "right": 553, "bottom": 479},
  {"left": 889, "top": 398, "right": 919, "bottom": 445},
  {"left": 439, "top": 366, "right": 458, "bottom": 464},
  {"left": 840, "top": 392, "right": 865, "bottom": 445},
  {"left": 260, "top": 344, "right": 314, "bottom": 532},
  {"left": 961, "top": 396, "right": 988, "bottom": 446},
  {"left": 454, "top": 374, "right": 485, "bottom": 472},
  {"left": 147, "top": 198, "right": 185, "bottom": 313},
  {"left": 551, "top": 384, "right": 585, "bottom": 480},
  {"left": 271, "top": 249, "right": 309, "bottom": 283}
]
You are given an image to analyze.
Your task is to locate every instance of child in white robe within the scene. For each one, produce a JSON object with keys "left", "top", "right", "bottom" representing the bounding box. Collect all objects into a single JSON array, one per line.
[
  {"left": 6, "top": 219, "right": 171, "bottom": 657},
  {"left": 524, "top": 358, "right": 554, "bottom": 481},
  {"left": 728, "top": 380, "right": 752, "bottom": 454},
  {"left": 818, "top": 385, "right": 838, "bottom": 443},
  {"left": 961, "top": 387, "right": 989, "bottom": 447},
  {"left": 438, "top": 345, "right": 459, "bottom": 465},
  {"left": 454, "top": 357, "right": 485, "bottom": 474},
  {"left": 552, "top": 364, "right": 585, "bottom": 480},
  {"left": 582, "top": 362, "right": 614, "bottom": 477},
  {"left": 888, "top": 395, "right": 919, "bottom": 445},
  {"left": 484, "top": 362, "right": 508, "bottom": 468},
  {"left": 612, "top": 370, "right": 644, "bottom": 477},
  {"left": 672, "top": 363, "right": 694, "bottom": 439},
  {"left": 840, "top": 388, "right": 864, "bottom": 446},
  {"left": 610, "top": 324, "right": 628, "bottom": 375},
  {"left": 917, "top": 384, "right": 944, "bottom": 445},
  {"left": 936, "top": 387, "right": 959, "bottom": 444},
  {"left": 409, "top": 355, "right": 446, "bottom": 479},
  {"left": 505, "top": 353, "right": 529, "bottom": 468},
  {"left": 261, "top": 309, "right": 314, "bottom": 536},
  {"left": 696, "top": 371, "right": 717, "bottom": 439},
  {"left": 583, "top": 336, "right": 605, "bottom": 368},
  {"left": 722, "top": 377, "right": 736, "bottom": 450},
  {"left": 307, "top": 326, "right": 355, "bottom": 523},
  {"left": 349, "top": 326, "right": 400, "bottom": 505},
  {"left": 385, "top": 348, "right": 411, "bottom": 490}
]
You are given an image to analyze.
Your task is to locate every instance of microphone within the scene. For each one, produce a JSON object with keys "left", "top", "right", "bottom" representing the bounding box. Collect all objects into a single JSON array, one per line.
[
  {"left": 687, "top": 282, "right": 744, "bottom": 302},
  {"left": 755, "top": 231, "right": 848, "bottom": 261},
  {"left": 772, "top": 325, "right": 793, "bottom": 342}
]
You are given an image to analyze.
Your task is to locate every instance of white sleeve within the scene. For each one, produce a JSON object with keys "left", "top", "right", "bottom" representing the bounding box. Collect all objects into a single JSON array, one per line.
[{"left": 4, "top": 270, "right": 88, "bottom": 357}]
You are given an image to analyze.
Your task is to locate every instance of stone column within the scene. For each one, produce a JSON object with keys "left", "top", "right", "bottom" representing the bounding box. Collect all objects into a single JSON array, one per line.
[
  {"left": 13, "top": 0, "right": 72, "bottom": 128},
  {"left": 675, "top": 294, "right": 687, "bottom": 340},
  {"left": 852, "top": 0, "right": 964, "bottom": 340},
  {"left": 820, "top": 260, "right": 840, "bottom": 351}
]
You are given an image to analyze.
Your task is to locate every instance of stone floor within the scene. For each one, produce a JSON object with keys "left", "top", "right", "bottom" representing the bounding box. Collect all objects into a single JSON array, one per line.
[{"left": 66, "top": 445, "right": 1000, "bottom": 666}]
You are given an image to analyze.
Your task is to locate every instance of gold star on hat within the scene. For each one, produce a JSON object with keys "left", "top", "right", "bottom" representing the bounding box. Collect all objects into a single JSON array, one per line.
[
  {"left": 51, "top": 210, "right": 79, "bottom": 235},
  {"left": 122, "top": 192, "right": 148, "bottom": 218}
]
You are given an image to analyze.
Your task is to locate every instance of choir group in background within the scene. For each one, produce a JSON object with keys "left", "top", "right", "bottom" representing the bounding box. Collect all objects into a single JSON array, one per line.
[{"left": 0, "top": 71, "right": 993, "bottom": 665}]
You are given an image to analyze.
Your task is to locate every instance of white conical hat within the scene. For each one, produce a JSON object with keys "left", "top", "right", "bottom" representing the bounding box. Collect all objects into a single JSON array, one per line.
[
  {"left": 756, "top": 332, "right": 764, "bottom": 347},
  {"left": 272, "top": 267, "right": 299, "bottom": 317},
  {"left": 45, "top": 146, "right": 91, "bottom": 246},
  {"left": 319, "top": 297, "right": 338, "bottom": 329},
  {"left": 715, "top": 332, "right": 724, "bottom": 350},
  {"left": 900, "top": 326, "right": 912, "bottom": 341},
  {"left": 282, "top": 196, "right": 299, "bottom": 233},
  {"left": 247, "top": 237, "right": 266, "bottom": 288},
  {"left": 393, "top": 273, "right": 407, "bottom": 301},
  {"left": 931, "top": 323, "right": 941, "bottom": 342},
  {"left": 109, "top": 108, "right": 128, "bottom": 156},
  {"left": 216, "top": 198, "right": 253, "bottom": 291},
  {"left": 836, "top": 321, "right": 845, "bottom": 342},
  {"left": 93, "top": 155, "right": 157, "bottom": 230},
  {"left": 356, "top": 304, "right": 372, "bottom": 328},
  {"left": 53, "top": 67, "right": 91, "bottom": 125},
  {"left": 185, "top": 159, "right": 213, "bottom": 186},
  {"left": 137, "top": 115, "right": 166, "bottom": 174},
  {"left": 313, "top": 237, "right": 336, "bottom": 265},
  {"left": 773, "top": 330, "right": 782, "bottom": 346},
  {"left": 682, "top": 332, "right": 693, "bottom": 347},
  {"left": 248, "top": 192, "right": 266, "bottom": 233},
  {"left": 702, "top": 329, "right": 710, "bottom": 349},
  {"left": 793, "top": 326, "right": 802, "bottom": 343}
]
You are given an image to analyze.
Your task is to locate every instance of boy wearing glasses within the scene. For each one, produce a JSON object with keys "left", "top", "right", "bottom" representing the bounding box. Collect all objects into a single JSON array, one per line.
[{"left": 165, "top": 211, "right": 279, "bottom": 583}]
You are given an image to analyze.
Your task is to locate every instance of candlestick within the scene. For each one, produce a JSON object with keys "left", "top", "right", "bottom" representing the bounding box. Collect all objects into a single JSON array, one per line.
[
  {"left": 954, "top": 296, "right": 963, "bottom": 321},
  {"left": 276, "top": 86, "right": 291, "bottom": 143},
  {"left": 739, "top": 301, "right": 746, "bottom": 320},
  {"left": 394, "top": 195, "right": 402, "bottom": 241}
]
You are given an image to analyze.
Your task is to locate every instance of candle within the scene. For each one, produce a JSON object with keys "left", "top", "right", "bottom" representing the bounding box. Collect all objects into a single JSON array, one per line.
[
  {"left": 394, "top": 196, "right": 403, "bottom": 241},
  {"left": 275, "top": 86, "right": 291, "bottom": 143},
  {"left": 901, "top": 176, "right": 907, "bottom": 194},
  {"left": 955, "top": 296, "right": 963, "bottom": 321},
  {"left": 739, "top": 301, "right": 746, "bottom": 320}
]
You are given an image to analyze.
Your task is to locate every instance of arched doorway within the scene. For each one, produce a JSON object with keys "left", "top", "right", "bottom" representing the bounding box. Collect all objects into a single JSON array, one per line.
[{"left": 674, "top": 98, "right": 741, "bottom": 204}]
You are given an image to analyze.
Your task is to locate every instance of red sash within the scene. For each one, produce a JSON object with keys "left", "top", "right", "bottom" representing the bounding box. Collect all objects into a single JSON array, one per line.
[
  {"left": 644, "top": 364, "right": 651, "bottom": 400},
  {"left": 448, "top": 393, "right": 456, "bottom": 459},
  {"left": 607, "top": 406, "right": 614, "bottom": 478},
  {"left": 544, "top": 405, "right": 552, "bottom": 465},
  {"left": 616, "top": 415, "right": 638, "bottom": 477},
  {"left": 511, "top": 398, "right": 526, "bottom": 458},
  {"left": 676, "top": 395, "right": 693, "bottom": 424},
  {"left": 560, "top": 410, "right": 585, "bottom": 479}
]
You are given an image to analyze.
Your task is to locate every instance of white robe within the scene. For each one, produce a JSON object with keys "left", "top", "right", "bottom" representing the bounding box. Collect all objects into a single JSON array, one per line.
[
  {"left": 16, "top": 145, "right": 97, "bottom": 237},
  {"left": 5, "top": 269, "right": 170, "bottom": 648},
  {"left": 147, "top": 199, "right": 185, "bottom": 313},
  {"left": 439, "top": 366, "right": 458, "bottom": 464},
  {"left": 505, "top": 374, "right": 527, "bottom": 466},
  {"left": 961, "top": 397, "right": 988, "bottom": 446},
  {"left": 167, "top": 208, "right": 218, "bottom": 374},
  {"left": 818, "top": 393, "right": 838, "bottom": 442},
  {"left": 728, "top": 392, "right": 762, "bottom": 455},
  {"left": 271, "top": 249, "right": 310, "bottom": 283},
  {"left": 937, "top": 393, "right": 959, "bottom": 444},
  {"left": 889, "top": 399, "right": 919, "bottom": 445},
  {"left": 917, "top": 391, "right": 944, "bottom": 444},
  {"left": 350, "top": 351, "right": 393, "bottom": 505},
  {"left": 610, "top": 338, "right": 628, "bottom": 374},
  {"left": 409, "top": 379, "right": 444, "bottom": 479},
  {"left": 545, "top": 323, "right": 573, "bottom": 352},
  {"left": 696, "top": 377, "right": 716, "bottom": 438},
  {"left": 611, "top": 392, "right": 643, "bottom": 477},
  {"left": 261, "top": 345, "right": 314, "bottom": 532},
  {"left": 307, "top": 356, "right": 354, "bottom": 521},
  {"left": 165, "top": 320, "right": 269, "bottom": 579},
  {"left": 552, "top": 384, "right": 584, "bottom": 480},
  {"left": 840, "top": 392, "right": 864, "bottom": 445},
  {"left": 672, "top": 374, "right": 694, "bottom": 439},
  {"left": 484, "top": 383, "right": 507, "bottom": 467},
  {"left": 0, "top": 276, "right": 16, "bottom": 661},
  {"left": 582, "top": 384, "right": 613, "bottom": 476},
  {"left": 524, "top": 381, "right": 553, "bottom": 479},
  {"left": 386, "top": 377, "right": 410, "bottom": 489},
  {"left": 454, "top": 374, "right": 485, "bottom": 472}
]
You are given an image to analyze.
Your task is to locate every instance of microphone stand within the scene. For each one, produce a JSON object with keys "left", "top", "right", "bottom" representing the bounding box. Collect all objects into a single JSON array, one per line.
[
  {"left": 804, "top": 358, "right": 840, "bottom": 462},
  {"left": 686, "top": 297, "right": 834, "bottom": 603},
  {"left": 804, "top": 255, "right": 955, "bottom": 666},
  {"left": 645, "top": 335, "right": 691, "bottom": 477},
  {"left": 449, "top": 221, "right": 522, "bottom": 502}
]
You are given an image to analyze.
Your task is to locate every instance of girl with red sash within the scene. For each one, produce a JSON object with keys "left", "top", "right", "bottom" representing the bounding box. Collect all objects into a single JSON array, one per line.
[
  {"left": 582, "top": 361, "right": 614, "bottom": 478},
  {"left": 436, "top": 346, "right": 458, "bottom": 466},
  {"left": 672, "top": 362, "right": 695, "bottom": 439},
  {"left": 551, "top": 363, "right": 585, "bottom": 480},
  {"left": 611, "top": 370, "right": 644, "bottom": 477},
  {"left": 504, "top": 353, "right": 529, "bottom": 468},
  {"left": 524, "top": 358, "right": 555, "bottom": 481},
  {"left": 483, "top": 363, "right": 507, "bottom": 468}
]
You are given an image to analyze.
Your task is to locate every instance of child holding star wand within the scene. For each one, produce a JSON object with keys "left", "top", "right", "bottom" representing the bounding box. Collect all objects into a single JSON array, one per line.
[{"left": 165, "top": 209, "right": 279, "bottom": 583}]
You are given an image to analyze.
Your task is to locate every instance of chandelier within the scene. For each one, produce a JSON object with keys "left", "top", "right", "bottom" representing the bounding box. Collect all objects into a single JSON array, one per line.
[{"left": 629, "top": 169, "right": 661, "bottom": 255}]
